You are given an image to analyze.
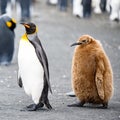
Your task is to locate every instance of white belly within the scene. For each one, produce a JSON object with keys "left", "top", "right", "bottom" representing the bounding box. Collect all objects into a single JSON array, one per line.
[{"left": 18, "top": 40, "right": 44, "bottom": 104}]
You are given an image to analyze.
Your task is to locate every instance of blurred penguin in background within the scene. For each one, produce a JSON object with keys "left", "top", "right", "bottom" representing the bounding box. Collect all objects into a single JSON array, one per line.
[
  {"left": 17, "top": 0, "right": 32, "bottom": 22},
  {"left": 73, "top": 0, "right": 91, "bottom": 18},
  {"left": 92, "top": 0, "right": 102, "bottom": 14},
  {"left": 92, "top": 0, "right": 106, "bottom": 14},
  {"left": 0, "top": 0, "right": 32, "bottom": 22},
  {"left": 58, "top": 0, "right": 68, "bottom": 11},
  {"left": 0, "top": 0, "right": 8, "bottom": 14},
  {"left": 100, "top": 0, "right": 106, "bottom": 12},
  {"left": 0, "top": 15, "right": 16, "bottom": 65},
  {"left": 73, "top": 0, "right": 83, "bottom": 18},
  {"left": 81, "top": 0, "right": 92, "bottom": 18},
  {"left": 47, "top": 0, "right": 58, "bottom": 5},
  {"left": 109, "top": 0, "right": 120, "bottom": 22},
  {"left": 0, "top": 0, "right": 13, "bottom": 16}
]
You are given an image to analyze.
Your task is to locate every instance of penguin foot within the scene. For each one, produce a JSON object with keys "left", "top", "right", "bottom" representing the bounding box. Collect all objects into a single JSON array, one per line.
[
  {"left": 26, "top": 104, "right": 36, "bottom": 108},
  {"left": 113, "top": 18, "right": 119, "bottom": 23},
  {"left": 66, "top": 91, "right": 76, "bottom": 97},
  {"left": 75, "top": 15, "right": 81, "bottom": 19},
  {"left": 26, "top": 104, "right": 38, "bottom": 111},
  {"left": 22, "top": 103, "right": 44, "bottom": 111},
  {"left": 45, "top": 100, "right": 52, "bottom": 110},
  {"left": 0, "top": 61, "right": 11, "bottom": 66},
  {"left": 68, "top": 101, "right": 85, "bottom": 107},
  {"left": 102, "top": 102, "right": 108, "bottom": 109},
  {"left": 83, "top": 13, "right": 91, "bottom": 18}
]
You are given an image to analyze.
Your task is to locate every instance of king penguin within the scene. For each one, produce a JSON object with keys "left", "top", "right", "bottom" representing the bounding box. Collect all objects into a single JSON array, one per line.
[
  {"left": 69, "top": 35, "right": 113, "bottom": 108},
  {"left": 18, "top": 22, "right": 52, "bottom": 111},
  {"left": 0, "top": 14, "right": 16, "bottom": 65}
]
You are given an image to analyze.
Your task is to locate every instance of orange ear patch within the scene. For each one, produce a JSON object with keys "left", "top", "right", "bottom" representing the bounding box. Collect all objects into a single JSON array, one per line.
[
  {"left": 6, "top": 21, "right": 12, "bottom": 28},
  {"left": 24, "top": 24, "right": 30, "bottom": 28}
]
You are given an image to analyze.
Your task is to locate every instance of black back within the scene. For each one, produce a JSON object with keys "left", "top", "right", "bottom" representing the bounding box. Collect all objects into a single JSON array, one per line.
[{"left": 29, "top": 35, "right": 52, "bottom": 95}]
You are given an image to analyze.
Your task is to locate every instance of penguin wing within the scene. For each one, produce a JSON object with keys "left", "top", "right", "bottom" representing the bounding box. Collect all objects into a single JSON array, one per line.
[
  {"left": 17, "top": 71, "right": 23, "bottom": 88},
  {"left": 95, "top": 57, "right": 105, "bottom": 100},
  {"left": 30, "top": 36, "right": 52, "bottom": 93}
]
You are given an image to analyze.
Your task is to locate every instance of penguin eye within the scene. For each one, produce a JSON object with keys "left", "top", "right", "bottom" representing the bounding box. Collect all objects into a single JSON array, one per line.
[{"left": 82, "top": 40, "right": 87, "bottom": 43}]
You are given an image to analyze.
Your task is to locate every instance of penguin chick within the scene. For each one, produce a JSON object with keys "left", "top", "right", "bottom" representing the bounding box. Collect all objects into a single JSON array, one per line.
[
  {"left": 0, "top": 14, "right": 16, "bottom": 65},
  {"left": 18, "top": 22, "right": 52, "bottom": 111},
  {"left": 69, "top": 35, "right": 113, "bottom": 108}
]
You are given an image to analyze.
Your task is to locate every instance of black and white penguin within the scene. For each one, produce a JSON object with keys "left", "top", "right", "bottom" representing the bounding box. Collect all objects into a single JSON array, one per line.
[
  {"left": 18, "top": 22, "right": 52, "bottom": 111},
  {"left": 81, "top": 0, "right": 92, "bottom": 18},
  {"left": 100, "top": 0, "right": 106, "bottom": 12},
  {"left": 73, "top": 0, "right": 83, "bottom": 18},
  {"left": 0, "top": 14, "right": 16, "bottom": 65},
  {"left": 109, "top": 0, "right": 120, "bottom": 22}
]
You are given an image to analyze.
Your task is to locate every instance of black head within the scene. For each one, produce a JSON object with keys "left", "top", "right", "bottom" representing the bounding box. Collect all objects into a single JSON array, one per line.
[
  {"left": 21, "top": 22, "right": 37, "bottom": 34},
  {"left": 6, "top": 18, "right": 16, "bottom": 31}
]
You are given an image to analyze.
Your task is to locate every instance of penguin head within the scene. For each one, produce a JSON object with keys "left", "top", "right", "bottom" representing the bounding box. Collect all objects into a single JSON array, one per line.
[
  {"left": 5, "top": 18, "right": 16, "bottom": 31},
  {"left": 71, "top": 35, "right": 94, "bottom": 47},
  {"left": 0, "top": 15, "right": 16, "bottom": 31},
  {"left": 21, "top": 22, "right": 38, "bottom": 35}
]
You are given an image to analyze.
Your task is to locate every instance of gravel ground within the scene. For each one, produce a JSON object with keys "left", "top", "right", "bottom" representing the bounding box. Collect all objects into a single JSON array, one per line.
[{"left": 0, "top": 1, "right": 120, "bottom": 120}]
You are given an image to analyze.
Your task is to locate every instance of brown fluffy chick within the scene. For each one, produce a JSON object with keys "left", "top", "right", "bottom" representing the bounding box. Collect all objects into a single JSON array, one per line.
[{"left": 69, "top": 35, "right": 113, "bottom": 108}]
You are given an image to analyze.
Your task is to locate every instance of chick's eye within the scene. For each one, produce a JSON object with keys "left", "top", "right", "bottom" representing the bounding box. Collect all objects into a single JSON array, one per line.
[{"left": 82, "top": 40, "right": 87, "bottom": 42}]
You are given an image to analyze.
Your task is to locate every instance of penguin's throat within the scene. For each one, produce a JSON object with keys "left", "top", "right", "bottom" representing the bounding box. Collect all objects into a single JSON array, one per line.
[
  {"left": 27, "top": 33, "right": 37, "bottom": 41},
  {"left": 21, "top": 33, "right": 37, "bottom": 41},
  {"left": 21, "top": 34, "right": 28, "bottom": 41}
]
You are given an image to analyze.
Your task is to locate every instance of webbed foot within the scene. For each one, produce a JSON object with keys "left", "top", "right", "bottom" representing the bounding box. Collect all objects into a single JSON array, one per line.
[
  {"left": 44, "top": 99, "right": 52, "bottom": 110},
  {"left": 68, "top": 101, "right": 85, "bottom": 107},
  {"left": 21, "top": 103, "right": 44, "bottom": 111},
  {"left": 102, "top": 102, "right": 108, "bottom": 109}
]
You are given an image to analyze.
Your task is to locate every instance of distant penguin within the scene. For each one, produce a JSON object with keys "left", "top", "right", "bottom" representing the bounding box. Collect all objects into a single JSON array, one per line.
[
  {"left": 100, "top": 0, "right": 106, "bottom": 12},
  {"left": 48, "top": 0, "right": 58, "bottom": 5},
  {"left": 73, "top": 0, "right": 83, "bottom": 18},
  {"left": 0, "top": 14, "right": 16, "bottom": 65},
  {"left": 81, "top": 0, "right": 92, "bottom": 18},
  {"left": 18, "top": 22, "right": 52, "bottom": 111},
  {"left": 109, "top": 0, "right": 120, "bottom": 22},
  {"left": 92, "top": 0, "right": 102, "bottom": 14},
  {"left": 69, "top": 35, "right": 113, "bottom": 108}
]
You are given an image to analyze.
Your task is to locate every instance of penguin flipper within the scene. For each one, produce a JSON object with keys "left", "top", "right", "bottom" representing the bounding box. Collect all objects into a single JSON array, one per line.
[
  {"left": 18, "top": 77, "right": 23, "bottom": 88},
  {"left": 17, "top": 72, "right": 23, "bottom": 88},
  {"left": 95, "top": 58, "right": 105, "bottom": 100}
]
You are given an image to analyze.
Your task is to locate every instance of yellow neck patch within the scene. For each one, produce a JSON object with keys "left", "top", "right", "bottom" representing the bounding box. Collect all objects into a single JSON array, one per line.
[
  {"left": 21, "top": 34, "right": 28, "bottom": 41},
  {"left": 12, "top": 18, "right": 16, "bottom": 23}
]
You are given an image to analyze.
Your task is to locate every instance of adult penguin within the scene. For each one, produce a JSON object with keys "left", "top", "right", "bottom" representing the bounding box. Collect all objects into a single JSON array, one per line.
[
  {"left": 109, "top": 0, "right": 120, "bottom": 22},
  {"left": 81, "top": 0, "right": 92, "bottom": 18},
  {"left": 18, "top": 22, "right": 52, "bottom": 111},
  {"left": 100, "top": 0, "right": 106, "bottom": 12},
  {"left": 0, "top": 14, "right": 16, "bottom": 65}
]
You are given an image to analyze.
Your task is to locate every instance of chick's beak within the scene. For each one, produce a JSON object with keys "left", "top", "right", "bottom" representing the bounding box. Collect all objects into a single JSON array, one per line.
[{"left": 70, "top": 42, "right": 82, "bottom": 47}]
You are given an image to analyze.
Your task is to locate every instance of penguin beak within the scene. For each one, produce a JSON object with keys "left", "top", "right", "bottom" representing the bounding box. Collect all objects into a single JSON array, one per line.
[
  {"left": 20, "top": 23, "right": 30, "bottom": 28},
  {"left": 70, "top": 42, "right": 82, "bottom": 47}
]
